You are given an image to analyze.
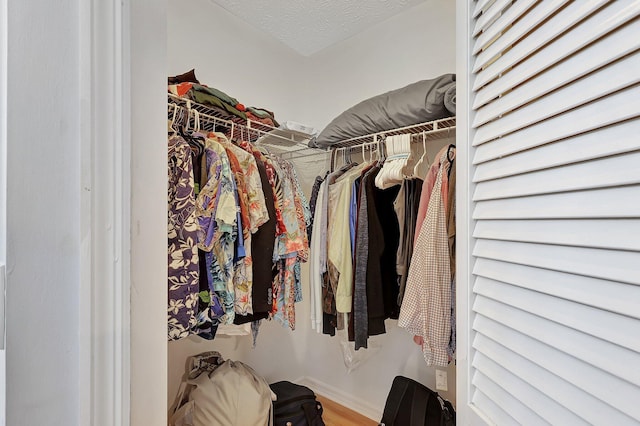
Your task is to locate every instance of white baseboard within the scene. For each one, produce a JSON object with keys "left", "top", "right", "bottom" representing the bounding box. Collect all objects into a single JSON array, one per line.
[{"left": 294, "top": 376, "right": 382, "bottom": 422}]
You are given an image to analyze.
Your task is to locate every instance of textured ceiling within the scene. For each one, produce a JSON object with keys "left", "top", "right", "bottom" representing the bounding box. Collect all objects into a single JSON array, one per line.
[{"left": 209, "top": 0, "right": 427, "bottom": 56}]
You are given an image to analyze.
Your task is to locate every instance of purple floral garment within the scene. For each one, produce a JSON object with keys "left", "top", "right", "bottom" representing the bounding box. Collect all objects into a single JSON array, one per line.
[{"left": 168, "top": 136, "right": 199, "bottom": 341}]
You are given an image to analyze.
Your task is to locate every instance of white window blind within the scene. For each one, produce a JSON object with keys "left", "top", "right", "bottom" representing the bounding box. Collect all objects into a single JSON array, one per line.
[{"left": 466, "top": 1, "right": 640, "bottom": 424}]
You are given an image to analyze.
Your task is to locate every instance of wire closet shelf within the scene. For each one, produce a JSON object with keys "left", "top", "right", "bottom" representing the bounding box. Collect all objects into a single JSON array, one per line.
[
  {"left": 274, "top": 116, "right": 457, "bottom": 162},
  {"left": 167, "top": 93, "right": 325, "bottom": 158},
  {"left": 330, "top": 116, "right": 456, "bottom": 151},
  {"left": 168, "top": 93, "right": 456, "bottom": 160}
]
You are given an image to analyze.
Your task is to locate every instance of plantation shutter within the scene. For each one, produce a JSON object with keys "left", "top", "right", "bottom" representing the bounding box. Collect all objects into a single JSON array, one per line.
[{"left": 463, "top": 0, "right": 640, "bottom": 424}]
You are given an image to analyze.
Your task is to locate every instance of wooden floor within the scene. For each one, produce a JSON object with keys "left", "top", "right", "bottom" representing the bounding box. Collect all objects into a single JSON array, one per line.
[{"left": 316, "top": 395, "right": 378, "bottom": 426}]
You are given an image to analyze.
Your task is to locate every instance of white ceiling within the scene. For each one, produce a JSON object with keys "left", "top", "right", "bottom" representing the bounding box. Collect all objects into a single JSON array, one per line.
[{"left": 209, "top": 0, "right": 427, "bottom": 56}]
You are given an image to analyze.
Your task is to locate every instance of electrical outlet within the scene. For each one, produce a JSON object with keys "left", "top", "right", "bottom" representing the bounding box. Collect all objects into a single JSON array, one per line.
[{"left": 436, "top": 369, "right": 448, "bottom": 391}]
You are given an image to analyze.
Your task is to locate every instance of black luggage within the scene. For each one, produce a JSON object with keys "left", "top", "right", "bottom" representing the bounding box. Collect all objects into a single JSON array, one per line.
[
  {"left": 380, "top": 376, "right": 455, "bottom": 426},
  {"left": 270, "top": 381, "right": 325, "bottom": 426}
]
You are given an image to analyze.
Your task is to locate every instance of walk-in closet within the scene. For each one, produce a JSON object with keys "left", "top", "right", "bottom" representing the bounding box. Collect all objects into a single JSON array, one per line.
[
  {"left": 6, "top": 0, "right": 640, "bottom": 424},
  {"left": 166, "top": 0, "right": 457, "bottom": 421}
]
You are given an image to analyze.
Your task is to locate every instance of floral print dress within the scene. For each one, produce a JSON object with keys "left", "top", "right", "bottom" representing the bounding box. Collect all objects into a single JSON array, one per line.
[
  {"left": 269, "top": 157, "right": 311, "bottom": 330},
  {"left": 212, "top": 134, "right": 269, "bottom": 317},
  {"left": 168, "top": 131, "right": 311, "bottom": 338},
  {"left": 168, "top": 136, "right": 199, "bottom": 341},
  {"left": 195, "top": 137, "right": 238, "bottom": 326}
]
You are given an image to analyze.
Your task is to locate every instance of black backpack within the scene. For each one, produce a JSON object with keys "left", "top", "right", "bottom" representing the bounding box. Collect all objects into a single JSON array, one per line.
[
  {"left": 269, "top": 381, "right": 325, "bottom": 426},
  {"left": 380, "top": 376, "right": 455, "bottom": 426}
]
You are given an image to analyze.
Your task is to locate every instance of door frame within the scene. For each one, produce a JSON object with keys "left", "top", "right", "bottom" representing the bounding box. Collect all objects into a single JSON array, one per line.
[
  {"left": 0, "top": 0, "right": 6, "bottom": 423},
  {"left": 79, "top": 0, "right": 132, "bottom": 424},
  {"left": 80, "top": 0, "right": 168, "bottom": 424},
  {"left": 454, "top": 0, "right": 486, "bottom": 423}
]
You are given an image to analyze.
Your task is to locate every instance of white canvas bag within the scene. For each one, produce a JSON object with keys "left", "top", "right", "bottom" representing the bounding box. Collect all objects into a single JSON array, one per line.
[{"left": 170, "top": 353, "right": 275, "bottom": 426}]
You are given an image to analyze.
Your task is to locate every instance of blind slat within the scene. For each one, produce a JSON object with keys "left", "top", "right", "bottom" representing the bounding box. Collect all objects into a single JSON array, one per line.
[
  {"left": 473, "top": 0, "right": 495, "bottom": 19},
  {"left": 472, "top": 0, "right": 607, "bottom": 87},
  {"left": 474, "top": 20, "right": 640, "bottom": 126},
  {"left": 473, "top": 50, "right": 640, "bottom": 145},
  {"left": 473, "top": 84, "right": 640, "bottom": 160},
  {"left": 472, "top": 389, "right": 517, "bottom": 426},
  {"left": 473, "top": 1, "right": 640, "bottom": 108},
  {"left": 473, "top": 277, "right": 640, "bottom": 351},
  {"left": 472, "top": 0, "right": 512, "bottom": 37},
  {"left": 473, "top": 219, "right": 640, "bottom": 251},
  {"left": 473, "top": 150, "right": 640, "bottom": 201},
  {"left": 473, "top": 314, "right": 640, "bottom": 420},
  {"left": 471, "top": 0, "right": 569, "bottom": 77},
  {"left": 473, "top": 239, "right": 640, "bottom": 286},
  {"left": 473, "top": 119, "right": 640, "bottom": 182},
  {"left": 472, "top": 0, "right": 537, "bottom": 55},
  {"left": 474, "top": 258, "right": 640, "bottom": 319},
  {"left": 472, "top": 371, "right": 551, "bottom": 425},
  {"left": 474, "top": 294, "right": 640, "bottom": 387},
  {"left": 473, "top": 185, "right": 640, "bottom": 220},
  {"left": 472, "top": 337, "right": 634, "bottom": 425},
  {"left": 474, "top": 316, "right": 640, "bottom": 418}
]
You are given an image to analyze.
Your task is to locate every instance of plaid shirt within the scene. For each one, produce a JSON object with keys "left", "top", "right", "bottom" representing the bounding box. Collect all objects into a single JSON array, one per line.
[{"left": 398, "top": 150, "right": 452, "bottom": 367}]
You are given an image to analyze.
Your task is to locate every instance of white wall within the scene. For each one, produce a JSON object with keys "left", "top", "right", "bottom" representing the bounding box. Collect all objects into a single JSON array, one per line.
[
  {"left": 299, "top": 0, "right": 457, "bottom": 131},
  {"left": 167, "top": 0, "right": 307, "bottom": 125},
  {"left": 6, "top": 0, "right": 81, "bottom": 424},
  {"left": 167, "top": 0, "right": 457, "bottom": 419},
  {"left": 131, "top": 0, "right": 168, "bottom": 424}
]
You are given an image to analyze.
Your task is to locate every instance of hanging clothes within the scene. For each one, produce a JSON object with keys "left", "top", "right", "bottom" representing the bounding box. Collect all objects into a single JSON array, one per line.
[
  {"left": 328, "top": 162, "right": 369, "bottom": 314},
  {"left": 363, "top": 166, "right": 401, "bottom": 327},
  {"left": 211, "top": 132, "right": 270, "bottom": 317},
  {"left": 398, "top": 148, "right": 453, "bottom": 367},
  {"left": 321, "top": 163, "right": 357, "bottom": 335},
  {"left": 351, "top": 165, "right": 379, "bottom": 348},
  {"left": 446, "top": 155, "right": 456, "bottom": 359},
  {"left": 269, "top": 156, "right": 310, "bottom": 330},
  {"left": 394, "top": 178, "right": 424, "bottom": 306},
  {"left": 168, "top": 135, "right": 199, "bottom": 341},
  {"left": 195, "top": 136, "right": 238, "bottom": 327},
  {"left": 413, "top": 145, "right": 451, "bottom": 248},
  {"left": 222, "top": 144, "right": 253, "bottom": 314},
  {"left": 307, "top": 173, "right": 326, "bottom": 243},
  {"left": 167, "top": 98, "right": 312, "bottom": 343},
  {"left": 234, "top": 142, "right": 277, "bottom": 325},
  {"left": 309, "top": 179, "right": 327, "bottom": 333}
]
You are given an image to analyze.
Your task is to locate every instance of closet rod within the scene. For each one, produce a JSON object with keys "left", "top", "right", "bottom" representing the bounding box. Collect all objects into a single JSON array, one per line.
[
  {"left": 271, "top": 116, "right": 457, "bottom": 161},
  {"left": 275, "top": 146, "right": 330, "bottom": 161},
  {"left": 331, "top": 139, "right": 380, "bottom": 159}
]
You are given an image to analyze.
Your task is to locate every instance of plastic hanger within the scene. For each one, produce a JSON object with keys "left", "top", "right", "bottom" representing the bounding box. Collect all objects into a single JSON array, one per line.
[
  {"left": 168, "top": 104, "right": 179, "bottom": 136},
  {"left": 412, "top": 133, "right": 430, "bottom": 178},
  {"left": 393, "top": 135, "right": 409, "bottom": 180},
  {"left": 192, "top": 109, "right": 199, "bottom": 133},
  {"left": 400, "top": 134, "right": 411, "bottom": 178},
  {"left": 180, "top": 107, "right": 190, "bottom": 136},
  {"left": 330, "top": 148, "right": 337, "bottom": 173}
]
